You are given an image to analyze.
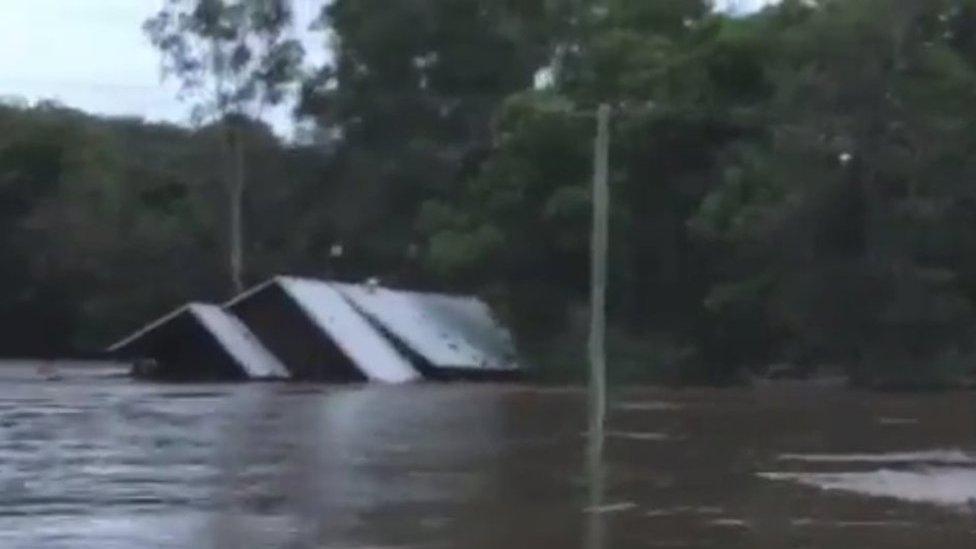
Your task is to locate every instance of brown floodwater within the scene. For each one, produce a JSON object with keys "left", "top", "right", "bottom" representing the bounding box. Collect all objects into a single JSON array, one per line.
[{"left": 1, "top": 361, "right": 976, "bottom": 548}]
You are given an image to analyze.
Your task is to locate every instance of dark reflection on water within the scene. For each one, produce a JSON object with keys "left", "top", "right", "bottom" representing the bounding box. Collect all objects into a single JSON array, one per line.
[{"left": 1, "top": 363, "right": 976, "bottom": 548}]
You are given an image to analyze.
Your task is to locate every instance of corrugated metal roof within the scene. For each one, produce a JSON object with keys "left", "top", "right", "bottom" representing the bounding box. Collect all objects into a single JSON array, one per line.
[
  {"left": 189, "top": 304, "right": 290, "bottom": 380},
  {"left": 333, "top": 282, "right": 519, "bottom": 372},
  {"left": 276, "top": 277, "right": 421, "bottom": 383},
  {"left": 111, "top": 276, "right": 520, "bottom": 382},
  {"left": 108, "top": 303, "right": 290, "bottom": 381}
]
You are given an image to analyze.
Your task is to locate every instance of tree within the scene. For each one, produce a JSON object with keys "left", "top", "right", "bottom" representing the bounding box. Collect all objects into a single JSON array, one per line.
[
  {"left": 416, "top": 0, "right": 754, "bottom": 381},
  {"left": 692, "top": 0, "right": 976, "bottom": 385},
  {"left": 0, "top": 102, "right": 336, "bottom": 355},
  {"left": 7, "top": 0, "right": 976, "bottom": 387},
  {"left": 144, "top": 0, "right": 304, "bottom": 293},
  {"left": 297, "top": 0, "right": 555, "bottom": 278}
]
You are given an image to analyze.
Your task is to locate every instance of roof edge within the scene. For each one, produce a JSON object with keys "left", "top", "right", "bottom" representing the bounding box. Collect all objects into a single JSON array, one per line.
[
  {"left": 224, "top": 276, "right": 292, "bottom": 308},
  {"left": 229, "top": 274, "right": 491, "bottom": 304},
  {"left": 106, "top": 302, "right": 210, "bottom": 352}
]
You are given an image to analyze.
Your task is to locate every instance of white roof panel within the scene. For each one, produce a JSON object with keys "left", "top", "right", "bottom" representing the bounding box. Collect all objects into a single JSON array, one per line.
[
  {"left": 334, "top": 283, "right": 519, "bottom": 371},
  {"left": 188, "top": 304, "right": 290, "bottom": 380},
  {"left": 278, "top": 277, "right": 421, "bottom": 383}
]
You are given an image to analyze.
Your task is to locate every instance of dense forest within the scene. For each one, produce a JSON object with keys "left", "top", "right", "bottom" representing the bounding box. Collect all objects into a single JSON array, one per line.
[{"left": 4, "top": 0, "right": 976, "bottom": 388}]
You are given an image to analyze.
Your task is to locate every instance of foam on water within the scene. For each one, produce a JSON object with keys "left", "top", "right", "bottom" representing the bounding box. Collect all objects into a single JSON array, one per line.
[
  {"left": 777, "top": 449, "right": 976, "bottom": 465},
  {"left": 760, "top": 467, "right": 976, "bottom": 507}
]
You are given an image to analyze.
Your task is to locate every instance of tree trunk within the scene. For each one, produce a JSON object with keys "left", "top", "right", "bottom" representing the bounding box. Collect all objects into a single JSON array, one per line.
[{"left": 227, "top": 125, "right": 246, "bottom": 295}]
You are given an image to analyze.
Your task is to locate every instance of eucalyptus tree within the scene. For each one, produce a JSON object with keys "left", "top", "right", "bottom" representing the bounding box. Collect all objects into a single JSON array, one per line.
[{"left": 145, "top": 0, "right": 304, "bottom": 293}]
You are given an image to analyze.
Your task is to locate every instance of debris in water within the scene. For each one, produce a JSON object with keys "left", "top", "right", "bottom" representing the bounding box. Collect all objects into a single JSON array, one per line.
[
  {"left": 776, "top": 449, "right": 975, "bottom": 466},
  {"left": 613, "top": 401, "right": 682, "bottom": 412},
  {"left": 877, "top": 417, "right": 921, "bottom": 426},
  {"left": 759, "top": 467, "right": 976, "bottom": 508},
  {"left": 709, "top": 518, "right": 749, "bottom": 528},
  {"left": 584, "top": 502, "right": 638, "bottom": 514},
  {"left": 35, "top": 364, "right": 63, "bottom": 381},
  {"left": 607, "top": 431, "right": 670, "bottom": 442}
]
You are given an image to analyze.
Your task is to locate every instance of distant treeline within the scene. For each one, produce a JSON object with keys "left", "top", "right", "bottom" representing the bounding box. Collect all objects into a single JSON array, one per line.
[{"left": 4, "top": 0, "right": 976, "bottom": 389}]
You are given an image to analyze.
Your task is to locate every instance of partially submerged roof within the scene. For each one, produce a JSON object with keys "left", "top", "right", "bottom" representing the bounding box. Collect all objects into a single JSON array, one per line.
[
  {"left": 111, "top": 276, "right": 520, "bottom": 383},
  {"left": 190, "top": 304, "right": 290, "bottom": 379},
  {"left": 110, "top": 303, "right": 289, "bottom": 380},
  {"left": 334, "top": 282, "right": 519, "bottom": 372},
  {"left": 230, "top": 277, "right": 421, "bottom": 383}
]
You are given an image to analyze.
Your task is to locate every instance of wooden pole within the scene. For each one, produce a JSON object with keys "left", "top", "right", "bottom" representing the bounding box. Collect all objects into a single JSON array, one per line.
[
  {"left": 585, "top": 104, "right": 611, "bottom": 549},
  {"left": 589, "top": 103, "right": 611, "bottom": 452}
]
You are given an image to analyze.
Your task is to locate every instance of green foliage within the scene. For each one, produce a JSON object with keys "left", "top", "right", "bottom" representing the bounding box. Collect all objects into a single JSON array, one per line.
[
  {"left": 426, "top": 225, "right": 505, "bottom": 278},
  {"left": 685, "top": 0, "right": 976, "bottom": 386},
  {"left": 144, "top": 0, "right": 303, "bottom": 121},
  {"left": 293, "top": 0, "right": 559, "bottom": 281},
  {"left": 0, "top": 104, "right": 329, "bottom": 355},
  {"left": 8, "top": 0, "right": 976, "bottom": 390},
  {"left": 145, "top": 0, "right": 306, "bottom": 293},
  {"left": 414, "top": 0, "right": 976, "bottom": 387}
]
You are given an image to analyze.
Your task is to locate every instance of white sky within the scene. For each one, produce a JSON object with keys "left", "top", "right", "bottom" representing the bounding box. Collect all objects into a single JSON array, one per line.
[
  {"left": 0, "top": 0, "right": 770, "bottom": 137},
  {"left": 0, "top": 0, "right": 328, "bottom": 136},
  {"left": 716, "top": 0, "right": 774, "bottom": 13}
]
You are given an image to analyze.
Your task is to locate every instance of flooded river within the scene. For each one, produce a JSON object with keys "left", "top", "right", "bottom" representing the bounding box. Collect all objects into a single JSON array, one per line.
[{"left": 1, "top": 362, "right": 975, "bottom": 548}]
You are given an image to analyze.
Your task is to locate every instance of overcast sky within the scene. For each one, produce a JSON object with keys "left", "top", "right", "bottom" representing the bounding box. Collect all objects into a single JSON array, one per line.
[
  {"left": 0, "top": 0, "right": 770, "bottom": 137},
  {"left": 0, "top": 0, "right": 327, "bottom": 136}
]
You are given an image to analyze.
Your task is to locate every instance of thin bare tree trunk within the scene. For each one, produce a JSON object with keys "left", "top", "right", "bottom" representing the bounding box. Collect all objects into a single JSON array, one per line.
[{"left": 227, "top": 125, "right": 246, "bottom": 295}]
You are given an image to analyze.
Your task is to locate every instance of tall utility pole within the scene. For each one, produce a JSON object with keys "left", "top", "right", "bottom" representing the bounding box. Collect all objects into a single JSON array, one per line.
[
  {"left": 589, "top": 103, "right": 611, "bottom": 451},
  {"left": 585, "top": 103, "right": 611, "bottom": 549}
]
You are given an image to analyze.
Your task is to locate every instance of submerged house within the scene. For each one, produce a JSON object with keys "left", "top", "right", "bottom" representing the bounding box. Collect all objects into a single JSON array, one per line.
[
  {"left": 226, "top": 277, "right": 421, "bottom": 383},
  {"left": 111, "top": 276, "right": 520, "bottom": 383},
  {"left": 109, "top": 303, "right": 290, "bottom": 381},
  {"left": 334, "top": 283, "right": 520, "bottom": 379}
]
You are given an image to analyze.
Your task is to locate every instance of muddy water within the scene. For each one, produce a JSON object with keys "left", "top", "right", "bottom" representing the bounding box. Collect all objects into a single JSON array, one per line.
[{"left": 1, "top": 363, "right": 976, "bottom": 548}]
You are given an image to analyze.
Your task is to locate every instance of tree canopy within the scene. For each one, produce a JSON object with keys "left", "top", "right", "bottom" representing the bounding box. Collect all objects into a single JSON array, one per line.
[{"left": 5, "top": 0, "right": 976, "bottom": 388}]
